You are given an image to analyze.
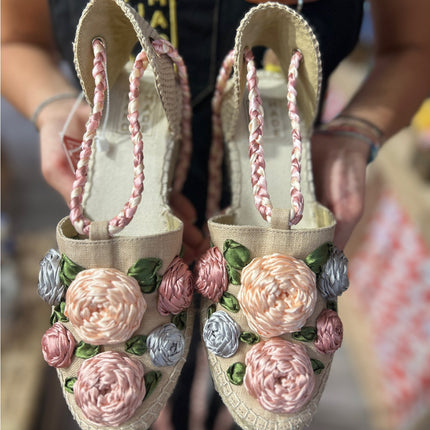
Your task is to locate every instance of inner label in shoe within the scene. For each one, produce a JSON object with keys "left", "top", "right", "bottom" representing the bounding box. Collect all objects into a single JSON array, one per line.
[
  {"left": 263, "top": 99, "right": 288, "bottom": 139},
  {"left": 243, "top": 97, "right": 288, "bottom": 140},
  {"left": 109, "top": 75, "right": 160, "bottom": 139}
]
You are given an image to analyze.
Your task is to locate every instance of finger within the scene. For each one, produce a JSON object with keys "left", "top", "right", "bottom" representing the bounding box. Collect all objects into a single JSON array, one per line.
[
  {"left": 150, "top": 405, "right": 173, "bottom": 430},
  {"left": 329, "top": 191, "right": 365, "bottom": 250},
  {"left": 54, "top": 170, "right": 75, "bottom": 205},
  {"left": 333, "top": 220, "right": 356, "bottom": 250},
  {"left": 169, "top": 191, "right": 197, "bottom": 222},
  {"left": 182, "top": 221, "right": 205, "bottom": 248},
  {"left": 181, "top": 244, "right": 196, "bottom": 266},
  {"left": 196, "top": 236, "right": 211, "bottom": 259},
  {"left": 41, "top": 156, "right": 74, "bottom": 203},
  {"left": 181, "top": 221, "right": 210, "bottom": 264},
  {"left": 181, "top": 236, "right": 210, "bottom": 265}
]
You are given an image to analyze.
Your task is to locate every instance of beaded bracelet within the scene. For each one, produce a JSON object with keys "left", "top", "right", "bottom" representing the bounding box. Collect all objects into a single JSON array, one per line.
[
  {"left": 315, "top": 115, "right": 385, "bottom": 163},
  {"left": 336, "top": 114, "right": 384, "bottom": 140},
  {"left": 31, "top": 93, "right": 78, "bottom": 128}
]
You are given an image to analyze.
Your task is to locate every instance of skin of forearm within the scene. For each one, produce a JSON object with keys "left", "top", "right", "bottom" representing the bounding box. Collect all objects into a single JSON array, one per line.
[
  {"left": 342, "top": 0, "right": 430, "bottom": 140},
  {"left": 342, "top": 47, "right": 430, "bottom": 139},
  {"left": 1, "top": 43, "right": 77, "bottom": 121}
]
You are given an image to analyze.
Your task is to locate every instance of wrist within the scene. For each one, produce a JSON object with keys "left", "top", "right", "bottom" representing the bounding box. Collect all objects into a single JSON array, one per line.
[
  {"left": 32, "top": 92, "right": 79, "bottom": 130},
  {"left": 314, "top": 114, "right": 385, "bottom": 163},
  {"left": 312, "top": 131, "right": 371, "bottom": 161}
]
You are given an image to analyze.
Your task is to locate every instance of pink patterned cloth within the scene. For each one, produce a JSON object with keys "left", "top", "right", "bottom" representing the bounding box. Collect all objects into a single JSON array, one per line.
[
  {"left": 348, "top": 191, "right": 430, "bottom": 428},
  {"left": 194, "top": 247, "right": 228, "bottom": 302},
  {"left": 41, "top": 322, "right": 76, "bottom": 368},
  {"left": 314, "top": 309, "right": 343, "bottom": 354},
  {"left": 158, "top": 256, "right": 193, "bottom": 315},
  {"left": 244, "top": 338, "right": 315, "bottom": 413},
  {"left": 74, "top": 351, "right": 146, "bottom": 427},
  {"left": 65, "top": 268, "right": 146, "bottom": 345},
  {"left": 239, "top": 253, "right": 317, "bottom": 337}
]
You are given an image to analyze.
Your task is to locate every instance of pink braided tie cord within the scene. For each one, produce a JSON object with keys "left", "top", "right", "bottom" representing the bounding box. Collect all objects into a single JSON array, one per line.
[
  {"left": 287, "top": 50, "right": 304, "bottom": 226},
  {"left": 70, "top": 38, "right": 147, "bottom": 236},
  {"left": 206, "top": 50, "right": 235, "bottom": 219},
  {"left": 152, "top": 39, "right": 192, "bottom": 193},
  {"left": 206, "top": 48, "right": 305, "bottom": 226},
  {"left": 245, "top": 48, "right": 272, "bottom": 221}
]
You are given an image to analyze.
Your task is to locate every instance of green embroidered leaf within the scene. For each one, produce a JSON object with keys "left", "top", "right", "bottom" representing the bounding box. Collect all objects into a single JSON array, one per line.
[
  {"left": 75, "top": 341, "right": 100, "bottom": 359},
  {"left": 327, "top": 301, "right": 338, "bottom": 313},
  {"left": 207, "top": 304, "right": 217, "bottom": 319},
  {"left": 50, "top": 301, "right": 68, "bottom": 325},
  {"left": 227, "top": 362, "right": 246, "bottom": 385},
  {"left": 240, "top": 332, "right": 260, "bottom": 345},
  {"left": 226, "top": 263, "right": 241, "bottom": 285},
  {"left": 304, "top": 242, "right": 333, "bottom": 276},
  {"left": 219, "top": 292, "right": 240, "bottom": 313},
  {"left": 292, "top": 327, "right": 317, "bottom": 342},
  {"left": 223, "top": 239, "right": 251, "bottom": 270},
  {"left": 64, "top": 377, "right": 77, "bottom": 394},
  {"left": 127, "top": 258, "right": 162, "bottom": 294},
  {"left": 311, "top": 358, "right": 325, "bottom": 374},
  {"left": 144, "top": 371, "right": 162, "bottom": 399},
  {"left": 125, "top": 335, "right": 147, "bottom": 356},
  {"left": 172, "top": 311, "right": 187, "bottom": 330},
  {"left": 60, "top": 254, "right": 84, "bottom": 287}
]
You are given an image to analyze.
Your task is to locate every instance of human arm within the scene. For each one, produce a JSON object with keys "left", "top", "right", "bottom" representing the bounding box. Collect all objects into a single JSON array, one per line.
[
  {"left": 311, "top": 0, "right": 430, "bottom": 249},
  {"left": 1, "top": 0, "right": 89, "bottom": 200}
]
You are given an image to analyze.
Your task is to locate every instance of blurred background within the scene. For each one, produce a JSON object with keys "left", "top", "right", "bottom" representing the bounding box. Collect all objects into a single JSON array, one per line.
[{"left": 2, "top": 2, "right": 430, "bottom": 430}]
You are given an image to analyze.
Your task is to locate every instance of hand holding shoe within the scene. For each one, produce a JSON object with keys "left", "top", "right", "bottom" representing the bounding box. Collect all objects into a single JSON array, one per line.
[
  {"left": 169, "top": 191, "right": 209, "bottom": 264},
  {"left": 38, "top": 98, "right": 90, "bottom": 203},
  {"left": 311, "top": 132, "right": 369, "bottom": 250}
]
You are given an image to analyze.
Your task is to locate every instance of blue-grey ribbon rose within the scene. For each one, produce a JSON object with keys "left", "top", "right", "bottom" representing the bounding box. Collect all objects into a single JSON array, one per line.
[
  {"left": 147, "top": 323, "right": 185, "bottom": 367},
  {"left": 38, "top": 249, "right": 66, "bottom": 306},
  {"left": 203, "top": 311, "right": 241, "bottom": 358},
  {"left": 318, "top": 247, "right": 349, "bottom": 300}
]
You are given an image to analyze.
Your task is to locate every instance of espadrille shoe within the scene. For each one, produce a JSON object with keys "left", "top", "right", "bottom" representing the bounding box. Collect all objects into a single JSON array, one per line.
[
  {"left": 37, "top": 1, "right": 194, "bottom": 429},
  {"left": 194, "top": 3, "right": 349, "bottom": 430}
]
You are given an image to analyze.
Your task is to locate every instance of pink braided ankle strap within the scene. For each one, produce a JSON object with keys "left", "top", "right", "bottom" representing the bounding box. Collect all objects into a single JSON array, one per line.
[
  {"left": 207, "top": 48, "right": 304, "bottom": 226},
  {"left": 287, "top": 50, "right": 304, "bottom": 225},
  {"left": 245, "top": 48, "right": 271, "bottom": 222},
  {"left": 70, "top": 38, "right": 191, "bottom": 237},
  {"left": 70, "top": 38, "right": 147, "bottom": 236}
]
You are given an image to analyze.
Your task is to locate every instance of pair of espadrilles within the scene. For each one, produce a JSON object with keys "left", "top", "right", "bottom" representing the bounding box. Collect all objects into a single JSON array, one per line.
[{"left": 38, "top": 1, "right": 349, "bottom": 429}]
